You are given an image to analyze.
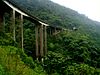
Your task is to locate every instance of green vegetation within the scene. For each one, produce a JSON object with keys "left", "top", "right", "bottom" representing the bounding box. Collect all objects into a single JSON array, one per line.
[
  {"left": 0, "top": 34, "right": 46, "bottom": 75},
  {"left": 43, "top": 31, "right": 100, "bottom": 74},
  {"left": 1, "top": 30, "right": 100, "bottom": 75},
  {"left": 1, "top": 0, "right": 100, "bottom": 75}
]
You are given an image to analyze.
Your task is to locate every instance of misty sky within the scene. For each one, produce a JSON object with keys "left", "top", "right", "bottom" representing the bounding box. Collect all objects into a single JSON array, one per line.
[{"left": 51, "top": 0, "right": 100, "bottom": 22}]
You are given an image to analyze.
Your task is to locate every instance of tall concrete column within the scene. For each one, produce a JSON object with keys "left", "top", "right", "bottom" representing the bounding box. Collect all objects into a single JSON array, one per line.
[
  {"left": 12, "top": 10, "right": 16, "bottom": 41},
  {"left": 39, "top": 24, "right": 43, "bottom": 57},
  {"left": 0, "top": 14, "right": 3, "bottom": 33},
  {"left": 44, "top": 25, "right": 47, "bottom": 55},
  {"left": 35, "top": 25, "right": 39, "bottom": 60},
  {"left": 21, "top": 14, "right": 23, "bottom": 50}
]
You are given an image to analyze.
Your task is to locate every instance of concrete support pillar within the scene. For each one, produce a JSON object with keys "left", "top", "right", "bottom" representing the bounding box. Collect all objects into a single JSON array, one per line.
[
  {"left": 53, "top": 27, "right": 57, "bottom": 35},
  {"left": 3, "top": 15, "right": 5, "bottom": 32},
  {"left": 21, "top": 14, "right": 23, "bottom": 50},
  {"left": 44, "top": 26, "right": 47, "bottom": 55},
  {"left": 39, "top": 24, "right": 43, "bottom": 57},
  {"left": 35, "top": 25, "right": 39, "bottom": 60},
  {"left": 50, "top": 28, "right": 52, "bottom": 36},
  {"left": 12, "top": 10, "right": 16, "bottom": 41},
  {"left": 0, "top": 14, "right": 3, "bottom": 33},
  {"left": 35, "top": 24, "right": 48, "bottom": 60}
]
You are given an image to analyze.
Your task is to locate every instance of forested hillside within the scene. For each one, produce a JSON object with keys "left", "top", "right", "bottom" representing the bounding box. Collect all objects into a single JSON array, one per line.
[
  {"left": 8, "top": 0, "right": 100, "bottom": 46},
  {"left": 1, "top": 0, "right": 100, "bottom": 75}
]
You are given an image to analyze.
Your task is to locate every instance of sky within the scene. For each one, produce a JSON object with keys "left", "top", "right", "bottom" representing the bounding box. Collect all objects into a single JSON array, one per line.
[{"left": 51, "top": 0, "right": 100, "bottom": 22}]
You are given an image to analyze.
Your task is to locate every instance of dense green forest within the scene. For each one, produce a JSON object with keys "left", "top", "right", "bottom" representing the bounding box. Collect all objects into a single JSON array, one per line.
[{"left": 1, "top": 0, "right": 100, "bottom": 75}]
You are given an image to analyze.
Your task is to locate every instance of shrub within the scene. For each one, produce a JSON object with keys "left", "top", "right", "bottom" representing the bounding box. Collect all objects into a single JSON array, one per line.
[
  {"left": 0, "top": 65, "right": 4, "bottom": 75},
  {"left": 65, "top": 63, "right": 100, "bottom": 75}
]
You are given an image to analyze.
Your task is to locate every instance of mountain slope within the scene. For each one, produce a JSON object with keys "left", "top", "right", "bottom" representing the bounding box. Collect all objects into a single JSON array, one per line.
[
  {"left": 7, "top": 0, "right": 100, "bottom": 46},
  {"left": 1, "top": 0, "right": 100, "bottom": 74},
  {"left": 0, "top": 33, "right": 46, "bottom": 75}
]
